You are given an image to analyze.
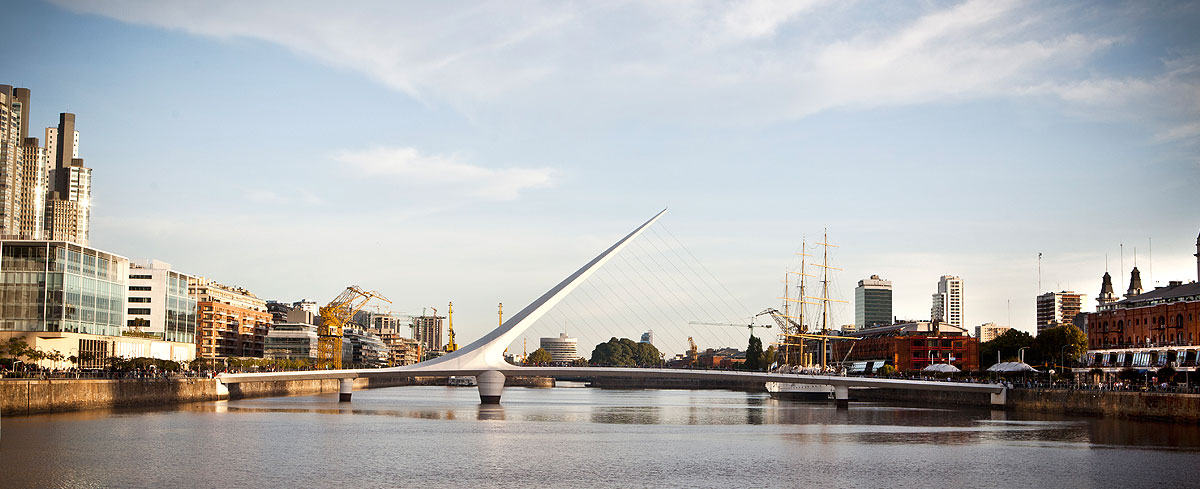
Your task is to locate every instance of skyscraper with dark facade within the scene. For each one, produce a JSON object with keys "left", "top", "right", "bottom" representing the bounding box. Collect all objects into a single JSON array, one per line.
[{"left": 855, "top": 275, "right": 893, "bottom": 328}]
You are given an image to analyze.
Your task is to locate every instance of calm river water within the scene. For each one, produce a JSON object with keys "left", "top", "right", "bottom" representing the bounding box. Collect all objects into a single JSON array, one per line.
[{"left": 3, "top": 384, "right": 1200, "bottom": 488}]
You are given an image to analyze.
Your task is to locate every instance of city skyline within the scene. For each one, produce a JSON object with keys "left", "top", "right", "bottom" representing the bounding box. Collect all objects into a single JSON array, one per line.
[{"left": 3, "top": 1, "right": 1197, "bottom": 341}]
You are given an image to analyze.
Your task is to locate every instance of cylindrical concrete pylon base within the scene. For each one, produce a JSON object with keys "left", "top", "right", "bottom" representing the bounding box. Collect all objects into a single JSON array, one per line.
[
  {"left": 339, "top": 378, "right": 354, "bottom": 402},
  {"left": 477, "top": 370, "right": 505, "bottom": 404}
]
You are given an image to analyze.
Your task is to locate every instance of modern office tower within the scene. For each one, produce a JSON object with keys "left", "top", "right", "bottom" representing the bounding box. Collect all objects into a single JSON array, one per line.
[
  {"left": 540, "top": 332, "right": 580, "bottom": 362},
  {"left": 975, "top": 322, "right": 1012, "bottom": 342},
  {"left": 931, "top": 275, "right": 964, "bottom": 329},
  {"left": 189, "top": 277, "right": 272, "bottom": 358},
  {"left": 43, "top": 113, "right": 91, "bottom": 245},
  {"left": 126, "top": 259, "right": 198, "bottom": 344},
  {"left": 855, "top": 275, "right": 893, "bottom": 329},
  {"left": 1036, "top": 291, "right": 1085, "bottom": 335}
]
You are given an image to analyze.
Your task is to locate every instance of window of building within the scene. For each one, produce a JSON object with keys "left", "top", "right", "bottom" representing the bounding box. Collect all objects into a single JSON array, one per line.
[
  {"left": 128, "top": 297, "right": 151, "bottom": 303},
  {"left": 130, "top": 286, "right": 152, "bottom": 291},
  {"left": 130, "top": 274, "right": 152, "bottom": 280},
  {"left": 128, "top": 308, "right": 151, "bottom": 315}
]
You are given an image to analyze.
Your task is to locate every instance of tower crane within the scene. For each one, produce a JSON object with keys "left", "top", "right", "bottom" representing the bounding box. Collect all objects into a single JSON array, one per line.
[
  {"left": 445, "top": 301, "right": 458, "bottom": 353},
  {"left": 317, "top": 286, "right": 391, "bottom": 369},
  {"left": 687, "top": 320, "right": 772, "bottom": 337}
]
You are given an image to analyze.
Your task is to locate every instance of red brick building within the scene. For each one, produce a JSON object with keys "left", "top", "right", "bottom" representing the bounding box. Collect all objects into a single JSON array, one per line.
[
  {"left": 1086, "top": 281, "right": 1200, "bottom": 349},
  {"left": 832, "top": 321, "right": 979, "bottom": 372}
]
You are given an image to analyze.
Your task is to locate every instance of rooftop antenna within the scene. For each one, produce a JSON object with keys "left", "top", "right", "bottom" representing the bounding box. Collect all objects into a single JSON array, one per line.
[
  {"left": 1120, "top": 243, "right": 1125, "bottom": 293},
  {"left": 1037, "top": 253, "right": 1043, "bottom": 293}
]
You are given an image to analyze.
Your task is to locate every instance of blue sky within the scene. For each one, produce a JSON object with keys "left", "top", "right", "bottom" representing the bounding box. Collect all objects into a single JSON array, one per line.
[{"left": 5, "top": 0, "right": 1199, "bottom": 352}]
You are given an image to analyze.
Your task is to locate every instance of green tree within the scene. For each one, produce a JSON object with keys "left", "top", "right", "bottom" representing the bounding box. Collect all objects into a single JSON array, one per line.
[
  {"left": 525, "top": 348, "right": 553, "bottom": 365},
  {"left": 980, "top": 329, "right": 1037, "bottom": 367},
  {"left": 1035, "top": 325, "right": 1088, "bottom": 369},
  {"left": 744, "top": 335, "right": 764, "bottom": 371},
  {"left": 590, "top": 337, "right": 663, "bottom": 366},
  {"left": 3, "top": 338, "right": 32, "bottom": 362},
  {"left": 876, "top": 364, "right": 897, "bottom": 376},
  {"left": 763, "top": 345, "right": 777, "bottom": 368}
]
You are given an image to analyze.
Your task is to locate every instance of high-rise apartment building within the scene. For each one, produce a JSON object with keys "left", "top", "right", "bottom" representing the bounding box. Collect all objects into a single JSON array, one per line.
[
  {"left": 931, "top": 275, "right": 964, "bottom": 329},
  {"left": 1036, "top": 290, "right": 1085, "bottom": 335},
  {"left": 412, "top": 313, "right": 444, "bottom": 356},
  {"left": 1, "top": 85, "right": 46, "bottom": 240},
  {"left": 44, "top": 113, "right": 91, "bottom": 245},
  {"left": 0, "top": 85, "right": 91, "bottom": 244},
  {"left": 975, "top": 322, "right": 1012, "bottom": 342},
  {"left": 855, "top": 275, "right": 893, "bottom": 328}
]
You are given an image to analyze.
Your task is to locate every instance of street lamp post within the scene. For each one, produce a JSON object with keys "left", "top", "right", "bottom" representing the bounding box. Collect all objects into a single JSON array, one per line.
[{"left": 1018, "top": 346, "right": 1030, "bottom": 364}]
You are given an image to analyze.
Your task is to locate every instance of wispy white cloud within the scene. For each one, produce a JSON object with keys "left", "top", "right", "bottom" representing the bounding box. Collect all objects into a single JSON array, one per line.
[
  {"left": 55, "top": 0, "right": 1199, "bottom": 138},
  {"left": 334, "top": 146, "right": 555, "bottom": 201}
]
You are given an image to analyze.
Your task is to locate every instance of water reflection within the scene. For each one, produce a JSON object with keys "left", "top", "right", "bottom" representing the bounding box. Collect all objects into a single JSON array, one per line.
[{"left": 5, "top": 385, "right": 1200, "bottom": 489}]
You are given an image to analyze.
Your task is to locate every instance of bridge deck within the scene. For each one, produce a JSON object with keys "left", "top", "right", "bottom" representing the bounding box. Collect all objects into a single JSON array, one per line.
[{"left": 217, "top": 367, "right": 1003, "bottom": 394}]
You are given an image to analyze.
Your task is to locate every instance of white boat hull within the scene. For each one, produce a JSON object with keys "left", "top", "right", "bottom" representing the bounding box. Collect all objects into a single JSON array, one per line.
[{"left": 765, "top": 381, "right": 834, "bottom": 401}]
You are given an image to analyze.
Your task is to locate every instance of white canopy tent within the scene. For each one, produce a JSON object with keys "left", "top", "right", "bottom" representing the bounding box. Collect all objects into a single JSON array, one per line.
[
  {"left": 923, "top": 363, "right": 961, "bottom": 373},
  {"left": 986, "top": 361, "right": 1040, "bottom": 373}
]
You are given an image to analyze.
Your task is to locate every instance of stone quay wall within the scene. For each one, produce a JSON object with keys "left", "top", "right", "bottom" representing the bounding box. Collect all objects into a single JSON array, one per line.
[
  {"left": 0, "top": 375, "right": 447, "bottom": 417},
  {"left": 853, "top": 386, "right": 1200, "bottom": 422}
]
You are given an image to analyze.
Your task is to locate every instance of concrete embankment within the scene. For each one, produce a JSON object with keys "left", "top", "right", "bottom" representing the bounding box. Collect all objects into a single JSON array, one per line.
[
  {"left": 0, "top": 375, "right": 491, "bottom": 416},
  {"left": 853, "top": 386, "right": 1200, "bottom": 422},
  {"left": 588, "top": 376, "right": 765, "bottom": 392}
]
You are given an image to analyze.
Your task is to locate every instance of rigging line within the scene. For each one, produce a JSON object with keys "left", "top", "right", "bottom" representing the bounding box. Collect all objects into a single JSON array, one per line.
[
  {"left": 625, "top": 237, "right": 743, "bottom": 349},
  {"left": 598, "top": 258, "right": 698, "bottom": 353},
  {"left": 656, "top": 224, "right": 753, "bottom": 317}
]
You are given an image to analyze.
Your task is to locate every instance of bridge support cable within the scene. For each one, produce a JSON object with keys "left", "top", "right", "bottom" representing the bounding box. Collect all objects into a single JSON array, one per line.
[
  {"left": 651, "top": 226, "right": 754, "bottom": 325},
  {"left": 602, "top": 257, "right": 730, "bottom": 352},
  {"left": 498, "top": 211, "right": 759, "bottom": 362},
  {"left": 622, "top": 238, "right": 745, "bottom": 348}
]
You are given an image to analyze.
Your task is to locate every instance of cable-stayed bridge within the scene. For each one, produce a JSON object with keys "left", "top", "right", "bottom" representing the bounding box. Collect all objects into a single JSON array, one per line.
[{"left": 219, "top": 209, "right": 1006, "bottom": 407}]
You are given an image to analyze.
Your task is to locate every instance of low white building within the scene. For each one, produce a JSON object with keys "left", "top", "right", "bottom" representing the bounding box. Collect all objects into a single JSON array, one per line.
[{"left": 540, "top": 332, "right": 580, "bottom": 362}]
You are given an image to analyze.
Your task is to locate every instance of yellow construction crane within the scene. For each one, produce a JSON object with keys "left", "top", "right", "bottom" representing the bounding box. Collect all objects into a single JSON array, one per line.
[
  {"left": 687, "top": 336, "right": 699, "bottom": 365},
  {"left": 317, "top": 286, "right": 391, "bottom": 369},
  {"left": 444, "top": 301, "right": 458, "bottom": 352}
]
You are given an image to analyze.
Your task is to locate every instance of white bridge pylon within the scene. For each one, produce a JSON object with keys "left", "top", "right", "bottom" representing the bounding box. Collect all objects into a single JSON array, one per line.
[
  {"left": 218, "top": 209, "right": 1006, "bottom": 407},
  {"left": 394, "top": 207, "right": 669, "bottom": 375}
]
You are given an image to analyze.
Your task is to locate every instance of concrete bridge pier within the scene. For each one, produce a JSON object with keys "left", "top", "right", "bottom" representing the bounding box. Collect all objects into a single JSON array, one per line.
[
  {"left": 339, "top": 378, "right": 354, "bottom": 402},
  {"left": 834, "top": 385, "right": 849, "bottom": 409},
  {"left": 478, "top": 370, "right": 505, "bottom": 404},
  {"left": 990, "top": 388, "right": 1007, "bottom": 407}
]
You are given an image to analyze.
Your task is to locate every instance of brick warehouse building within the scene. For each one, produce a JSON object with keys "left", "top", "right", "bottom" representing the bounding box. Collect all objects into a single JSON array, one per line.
[
  {"left": 832, "top": 321, "right": 979, "bottom": 373},
  {"left": 1075, "top": 231, "right": 1200, "bottom": 376}
]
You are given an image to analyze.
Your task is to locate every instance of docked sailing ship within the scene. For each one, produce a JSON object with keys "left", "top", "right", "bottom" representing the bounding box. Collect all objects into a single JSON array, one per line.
[{"left": 765, "top": 231, "right": 856, "bottom": 401}]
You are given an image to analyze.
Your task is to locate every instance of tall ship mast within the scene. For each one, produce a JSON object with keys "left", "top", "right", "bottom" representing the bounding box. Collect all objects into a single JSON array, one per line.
[{"left": 770, "top": 230, "right": 851, "bottom": 371}]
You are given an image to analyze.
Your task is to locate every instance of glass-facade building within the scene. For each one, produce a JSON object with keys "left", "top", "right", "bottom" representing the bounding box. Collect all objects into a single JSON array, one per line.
[
  {"left": 0, "top": 240, "right": 127, "bottom": 335},
  {"left": 855, "top": 275, "right": 893, "bottom": 329},
  {"left": 127, "top": 260, "right": 197, "bottom": 344}
]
